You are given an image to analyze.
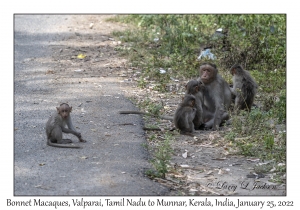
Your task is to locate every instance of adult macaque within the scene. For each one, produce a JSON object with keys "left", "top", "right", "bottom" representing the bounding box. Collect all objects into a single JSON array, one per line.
[
  {"left": 230, "top": 64, "right": 258, "bottom": 111},
  {"left": 198, "top": 63, "right": 231, "bottom": 130},
  {"left": 174, "top": 94, "right": 197, "bottom": 135},
  {"left": 185, "top": 80, "right": 205, "bottom": 129},
  {"left": 46, "top": 103, "right": 86, "bottom": 148}
]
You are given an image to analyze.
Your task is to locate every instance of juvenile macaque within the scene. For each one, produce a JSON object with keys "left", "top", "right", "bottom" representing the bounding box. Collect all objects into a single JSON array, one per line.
[
  {"left": 46, "top": 103, "right": 86, "bottom": 148},
  {"left": 198, "top": 63, "right": 231, "bottom": 130},
  {"left": 174, "top": 94, "right": 197, "bottom": 135},
  {"left": 230, "top": 64, "right": 258, "bottom": 111},
  {"left": 185, "top": 80, "right": 205, "bottom": 129}
]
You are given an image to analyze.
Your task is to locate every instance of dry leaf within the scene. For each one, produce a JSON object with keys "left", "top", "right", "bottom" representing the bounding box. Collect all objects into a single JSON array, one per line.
[
  {"left": 77, "top": 54, "right": 86, "bottom": 59},
  {"left": 206, "top": 170, "right": 213, "bottom": 175}
]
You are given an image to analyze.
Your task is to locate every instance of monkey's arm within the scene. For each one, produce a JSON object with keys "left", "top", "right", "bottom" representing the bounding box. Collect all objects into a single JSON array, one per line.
[
  {"left": 65, "top": 116, "right": 86, "bottom": 142},
  {"left": 230, "top": 87, "right": 236, "bottom": 96},
  {"left": 66, "top": 115, "right": 77, "bottom": 132},
  {"left": 61, "top": 127, "right": 80, "bottom": 136}
]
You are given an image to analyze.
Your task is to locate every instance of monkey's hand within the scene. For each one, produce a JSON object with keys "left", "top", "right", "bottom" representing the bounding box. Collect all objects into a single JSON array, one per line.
[
  {"left": 79, "top": 138, "right": 86, "bottom": 142},
  {"left": 75, "top": 132, "right": 81, "bottom": 138}
]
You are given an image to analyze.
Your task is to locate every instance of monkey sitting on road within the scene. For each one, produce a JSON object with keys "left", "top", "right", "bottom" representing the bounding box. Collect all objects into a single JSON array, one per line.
[
  {"left": 230, "top": 64, "right": 258, "bottom": 111},
  {"left": 174, "top": 94, "right": 197, "bottom": 135},
  {"left": 46, "top": 103, "right": 86, "bottom": 148}
]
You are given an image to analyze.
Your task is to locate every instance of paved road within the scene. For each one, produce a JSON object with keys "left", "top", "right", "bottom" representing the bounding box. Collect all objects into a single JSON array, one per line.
[{"left": 14, "top": 15, "right": 168, "bottom": 196}]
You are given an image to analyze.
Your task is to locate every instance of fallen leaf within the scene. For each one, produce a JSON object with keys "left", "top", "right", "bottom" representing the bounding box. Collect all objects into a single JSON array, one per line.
[
  {"left": 182, "top": 151, "right": 188, "bottom": 158},
  {"left": 77, "top": 54, "right": 86, "bottom": 59},
  {"left": 39, "top": 163, "right": 45, "bottom": 166},
  {"left": 206, "top": 170, "right": 213, "bottom": 175},
  {"left": 46, "top": 70, "right": 54, "bottom": 74},
  {"left": 80, "top": 156, "right": 88, "bottom": 159}
]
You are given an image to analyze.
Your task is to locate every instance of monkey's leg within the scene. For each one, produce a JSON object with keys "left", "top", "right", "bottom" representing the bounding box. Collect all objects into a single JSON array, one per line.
[
  {"left": 52, "top": 127, "right": 72, "bottom": 144},
  {"left": 193, "top": 104, "right": 203, "bottom": 130},
  {"left": 61, "top": 127, "right": 86, "bottom": 142},
  {"left": 221, "top": 111, "right": 229, "bottom": 122},
  {"left": 202, "top": 118, "right": 214, "bottom": 130},
  {"left": 61, "top": 127, "right": 78, "bottom": 136},
  {"left": 213, "top": 107, "right": 230, "bottom": 130}
]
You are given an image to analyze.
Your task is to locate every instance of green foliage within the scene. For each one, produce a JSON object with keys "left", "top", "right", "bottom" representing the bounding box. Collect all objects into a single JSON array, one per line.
[
  {"left": 111, "top": 15, "right": 285, "bottom": 82},
  {"left": 230, "top": 108, "right": 286, "bottom": 162},
  {"left": 138, "top": 97, "right": 164, "bottom": 116},
  {"left": 214, "top": 14, "right": 286, "bottom": 70},
  {"left": 146, "top": 132, "right": 174, "bottom": 178}
]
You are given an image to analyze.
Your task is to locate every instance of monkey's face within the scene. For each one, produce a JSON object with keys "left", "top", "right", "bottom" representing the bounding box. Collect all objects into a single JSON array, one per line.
[
  {"left": 57, "top": 104, "right": 71, "bottom": 119},
  {"left": 185, "top": 80, "right": 199, "bottom": 94},
  {"left": 190, "top": 98, "right": 195, "bottom": 107},
  {"left": 200, "top": 65, "right": 216, "bottom": 84},
  {"left": 60, "top": 109, "right": 70, "bottom": 119},
  {"left": 230, "top": 68, "right": 236, "bottom": 75}
]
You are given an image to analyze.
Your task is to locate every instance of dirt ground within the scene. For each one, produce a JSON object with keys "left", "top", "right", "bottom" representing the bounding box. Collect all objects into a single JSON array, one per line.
[{"left": 15, "top": 14, "right": 286, "bottom": 196}]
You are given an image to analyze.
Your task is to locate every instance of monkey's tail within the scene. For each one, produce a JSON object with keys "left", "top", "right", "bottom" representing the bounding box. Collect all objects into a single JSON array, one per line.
[
  {"left": 119, "top": 111, "right": 173, "bottom": 121},
  {"left": 47, "top": 141, "right": 81, "bottom": 149}
]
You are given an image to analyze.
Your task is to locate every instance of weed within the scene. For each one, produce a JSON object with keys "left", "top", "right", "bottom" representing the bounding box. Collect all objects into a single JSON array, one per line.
[{"left": 147, "top": 132, "right": 174, "bottom": 178}]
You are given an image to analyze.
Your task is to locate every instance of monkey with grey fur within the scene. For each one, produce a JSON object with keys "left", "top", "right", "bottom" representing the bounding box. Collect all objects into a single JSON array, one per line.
[
  {"left": 46, "top": 103, "right": 86, "bottom": 148},
  {"left": 174, "top": 94, "right": 197, "bottom": 135},
  {"left": 185, "top": 80, "right": 205, "bottom": 129},
  {"left": 230, "top": 64, "right": 258, "bottom": 111},
  {"left": 198, "top": 63, "right": 231, "bottom": 130}
]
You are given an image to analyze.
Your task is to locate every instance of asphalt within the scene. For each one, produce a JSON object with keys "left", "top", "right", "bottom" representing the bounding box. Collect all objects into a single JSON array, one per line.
[{"left": 14, "top": 15, "right": 168, "bottom": 196}]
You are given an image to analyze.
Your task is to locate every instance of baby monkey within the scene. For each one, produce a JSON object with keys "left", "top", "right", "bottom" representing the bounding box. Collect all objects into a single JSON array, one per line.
[
  {"left": 174, "top": 94, "right": 197, "bottom": 135},
  {"left": 46, "top": 103, "right": 86, "bottom": 148},
  {"left": 185, "top": 80, "right": 205, "bottom": 129}
]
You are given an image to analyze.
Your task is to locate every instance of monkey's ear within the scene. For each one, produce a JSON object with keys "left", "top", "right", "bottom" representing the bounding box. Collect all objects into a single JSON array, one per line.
[
  {"left": 56, "top": 107, "right": 60, "bottom": 113},
  {"left": 195, "top": 86, "right": 199, "bottom": 92},
  {"left": 185, "top": 84, "right": 187, "bottom": 89},
  {"left": 191, "top": 100, "right": 195, "bottom": 106},
  {"left": 182, "top": 97, "right": 184, "bottom": 101},
  {"left": 69, "top": 106, "right": 73, "bottom": 112}
]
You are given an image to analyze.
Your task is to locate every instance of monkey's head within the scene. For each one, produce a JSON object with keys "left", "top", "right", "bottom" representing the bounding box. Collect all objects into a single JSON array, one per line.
[
  {"left": 199, "top": 63, "right": 218, "bottom": 85},
  {"left": 185, "top": 80, "right": 205, "bottom": 94},
  {"left": 182, "top": 94, "right": 196, "bottom": 108},
  {"left": 230, "top": 64, "right": 243, "bottom": 75},
  {"left": 57, "top": 103, "right": 72, "bottom": 119}
]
